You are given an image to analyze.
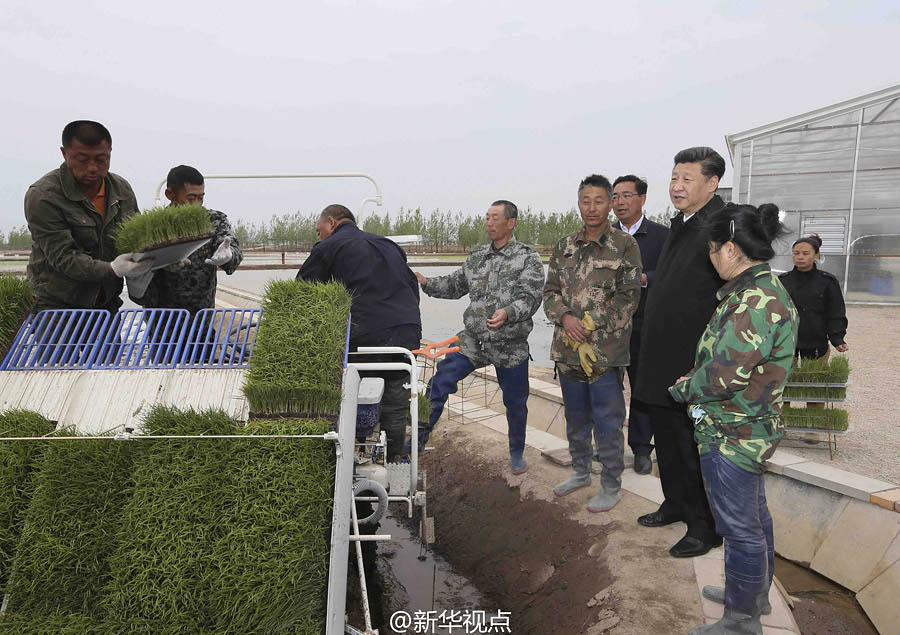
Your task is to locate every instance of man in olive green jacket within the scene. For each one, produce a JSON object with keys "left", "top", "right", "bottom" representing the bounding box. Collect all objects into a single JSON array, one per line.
[{"left": 25, "top": 120, "right": 152, "bottom": 314}]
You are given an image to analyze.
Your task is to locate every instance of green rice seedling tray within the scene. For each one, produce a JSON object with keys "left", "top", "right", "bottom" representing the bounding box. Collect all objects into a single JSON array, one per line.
[
  {"left": 0, "top": 275, "right": 33, "bottom": 362},
  {"left": 114, "top": 204, "right": 214, "bottom": 255},
  {"left": 0, "top": 410, "right": 55, "bottom": 591},
  {"left": 131, "top": 236, "right": 211, "bottom": 271},
  {"left": 244, "top": 279, "right": 352, "bottom": 416},
  {"left": 782, "top": 406, "right": 850, "bottom": 432}
]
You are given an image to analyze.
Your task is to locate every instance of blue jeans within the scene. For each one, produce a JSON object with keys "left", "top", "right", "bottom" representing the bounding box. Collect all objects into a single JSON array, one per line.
[
  {"left": 560, "top": 369, "right": 626, "bottom": 492},
  {"left": 423, "top": 352, "right": 529, "bottom": 454},
  {"left": 700, "top": 447, "right": 774, "bottom": 615}
]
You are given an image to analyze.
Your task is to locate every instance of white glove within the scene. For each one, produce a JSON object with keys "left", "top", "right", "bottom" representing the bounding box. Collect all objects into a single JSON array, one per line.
[
  {"left": 205, "top": 237, "right": 233, "bottom": 266},
  {"left": 110, "top": 253, "right": 154, "bottom": 278},
  {"left": 127, "top": 270, "right": 155, "bottom": 298},
  {"left": 165, "top": 258, "right": 192, "bottom": 272}
]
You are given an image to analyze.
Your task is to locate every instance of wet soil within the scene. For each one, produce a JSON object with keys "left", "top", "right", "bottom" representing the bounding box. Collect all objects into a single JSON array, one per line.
[
  {"left": 420, "top": 436, "right": 617, "bottom": 635},
  {"left": 775, "top": 556, "right": 878, "bottom": 635}
]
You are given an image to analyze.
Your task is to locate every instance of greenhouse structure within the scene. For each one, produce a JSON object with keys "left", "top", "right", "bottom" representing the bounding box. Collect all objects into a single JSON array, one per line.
[{"left": 726, "top": 82, "right": 900, "bottom": 304}]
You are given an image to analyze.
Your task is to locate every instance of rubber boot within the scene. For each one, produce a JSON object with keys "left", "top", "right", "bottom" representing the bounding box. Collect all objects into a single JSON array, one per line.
[
  {"left": 510, "top": 450, "right": 527, "bottom": 475},
  {"left": 586, "top": 488, "right": 620, "bottom": 512},
  {"left": 702, "top": 585, "right": 772, "bottom": 615},
  {"left": 688, "top": 608, "right": 762, "bottom": 634},
  {"left": 553, "top": 472, "right": 591, "bottom": 497}
]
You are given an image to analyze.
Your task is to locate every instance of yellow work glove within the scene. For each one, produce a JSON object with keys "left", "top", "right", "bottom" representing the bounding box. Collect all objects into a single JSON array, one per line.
[
  {"left": 562, "top": 332, "right": 580, "bottom": 352},
  {"left": 582, "top": 313, "right": 597, "bottom": 334},
  {"left": 577, "top": 342, "right": 598, "bottom": 377}
]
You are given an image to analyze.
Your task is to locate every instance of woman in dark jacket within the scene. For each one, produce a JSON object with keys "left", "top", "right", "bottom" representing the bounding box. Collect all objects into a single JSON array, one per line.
[{"left": 778, "top": 235, "right": 848, "bottom": 360}]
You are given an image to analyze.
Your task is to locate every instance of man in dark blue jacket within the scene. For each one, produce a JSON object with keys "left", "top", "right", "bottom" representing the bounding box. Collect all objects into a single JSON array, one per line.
[
  {"left": 297, "top": 204, "right": 422, "bottom": 461},
  {"left": 600, "top": 175, "right": 669, "bottom": 475}
]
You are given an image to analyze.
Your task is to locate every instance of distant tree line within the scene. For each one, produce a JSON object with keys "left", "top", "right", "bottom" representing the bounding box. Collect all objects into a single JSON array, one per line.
[{"left": 2, "top": 207, "right": 676, "bottom": 251}]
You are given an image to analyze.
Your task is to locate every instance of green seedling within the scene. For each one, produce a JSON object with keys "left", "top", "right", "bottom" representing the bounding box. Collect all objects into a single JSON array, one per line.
[
  {"left": 0, "top": 275, "right": 33, "bottom": 360},
  {"left": 244, "top": 279, "right": 352, "bottom": 416},
  {"left": 783, "top": 406, "right": 850, "bottom": 431},
  {"left": 114, "top": 204, "right": 213, "bottom": 254}
]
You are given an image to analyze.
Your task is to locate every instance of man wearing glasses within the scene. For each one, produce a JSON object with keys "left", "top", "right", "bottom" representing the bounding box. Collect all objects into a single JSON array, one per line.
[{"left": 600, "top": 175, "right": 669, "bottom": 476}]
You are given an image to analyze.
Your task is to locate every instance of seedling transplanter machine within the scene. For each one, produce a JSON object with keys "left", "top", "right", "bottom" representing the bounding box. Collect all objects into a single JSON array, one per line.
[{"left": 0, "top": 174, "right": 437, "bottom": 635}]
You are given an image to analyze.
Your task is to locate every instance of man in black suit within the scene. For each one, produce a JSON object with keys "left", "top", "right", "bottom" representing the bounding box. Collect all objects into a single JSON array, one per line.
[
  {"left": 633, "top": 148, "right": 726, "bottom": 558},
  {"left": 597, "top": 175, "right": 669, "bottom": 476}
]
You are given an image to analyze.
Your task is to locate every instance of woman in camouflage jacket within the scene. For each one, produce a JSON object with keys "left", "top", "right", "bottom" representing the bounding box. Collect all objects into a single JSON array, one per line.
[{"left": 669, "top": 203, "right": 798, "bottom": 635}]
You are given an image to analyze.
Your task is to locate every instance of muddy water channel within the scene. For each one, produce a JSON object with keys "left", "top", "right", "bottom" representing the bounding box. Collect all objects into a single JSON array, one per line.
[{"left": 349, "top": 510, "right": 498, "bottom": 634}]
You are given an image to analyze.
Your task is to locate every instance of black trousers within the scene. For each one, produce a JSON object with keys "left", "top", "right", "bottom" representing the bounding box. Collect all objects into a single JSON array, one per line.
[
  {"left": 625, "top": 328, "right": 654, "bottom": 457},
  {"left": 648, "top": 402, "right": 718, "bottom": 543}
]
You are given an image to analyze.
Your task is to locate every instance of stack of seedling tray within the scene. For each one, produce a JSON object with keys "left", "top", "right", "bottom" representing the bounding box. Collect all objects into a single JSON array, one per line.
[
  {"left": 783, "top": 355, "right": 850, "bottom": 432},
  {"left": 243, "top": 279, "right": 352, "bottom": 417},
  {"left": 0, "top": 407, "right": 335, "bottom": 633},
  {"left": 0, "top": 276, "right": 33, "bottom": 363}
]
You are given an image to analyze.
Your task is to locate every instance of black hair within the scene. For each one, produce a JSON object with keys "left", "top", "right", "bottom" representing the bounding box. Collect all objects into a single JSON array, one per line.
[
  {"left": 578, "top": 174, "right": 613, "bottom": 197},
  {"left": 490, "top": 199, "right": 518, "bottom": 220},
  {"left": 613, "top": 174, "right": 648, "bottom": 196},
  {"left": 792, "top": 234, "right": 822, "bottom": 254},
  {"left": 707, "top": 202, "right": 787, "bottom": 261},
  {"left": 321, "top": 204, "right": 356, "bottom": 224},
  {"left": 166, "top": 165, "right": 204, "bottom": 191},
  {"left": 61, "top": 120, "right": 112, "bottom": 148},
  {"left": 673, "top": 146, "right": 726, "bottom": 180}
]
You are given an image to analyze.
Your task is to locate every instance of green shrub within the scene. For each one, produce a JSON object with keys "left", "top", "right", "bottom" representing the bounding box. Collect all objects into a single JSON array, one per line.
[
  {"left": 0, "top": 275, "right": 33, "bottom": 360},
  {"left": 783, "top": 406, "right": 850, "bottom": 431},
  {"left": 4, "top": 434, "right": 136, "bottom": 617},
  {"left": 0, "top": 411, "right": 55, "bottom": 591},
  {"left": 114, "top": 204, "right": 213, "bottom": 254},
  {"left": 244, "top": 279, "right": 352, "bottom": 415}
]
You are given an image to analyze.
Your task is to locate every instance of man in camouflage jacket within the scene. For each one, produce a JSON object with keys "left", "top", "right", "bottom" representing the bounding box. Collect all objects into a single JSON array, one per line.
[
  {"left": 130, "top": 165, "right": 243, "bottom": 316},
  {"left": 414, "top": 200, "right": 544, "bottom": 474},
  {"left": 543, "top": 174, "right": 642, "bottom": 512}
]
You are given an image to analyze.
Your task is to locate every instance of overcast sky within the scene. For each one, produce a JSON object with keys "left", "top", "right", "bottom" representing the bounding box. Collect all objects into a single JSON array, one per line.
[{"left": 2, "top": 0, "right": 898, "bottom": 231}]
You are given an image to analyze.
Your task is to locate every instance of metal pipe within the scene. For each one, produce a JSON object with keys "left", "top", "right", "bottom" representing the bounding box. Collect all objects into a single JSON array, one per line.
[
  {"left": 0, "top": 434, "right": 333, "bottom": 442},
  {"left": 152, "top": 172, "right": 383, "bottom": 219},
  {"left": 348, "top": 535, "right": 392, "bottom": 542},
  {"left": 325, "top": 368, "right": 360, "bottom": 635},
  {"left": 350, "top": 489, "right": 374, "bottom": 634},
  {"left": 351, "top": 347, "right": 421, "bottom": 517},
  {"left": 844, "top": 109, "right": 865, "bottom": 292}
]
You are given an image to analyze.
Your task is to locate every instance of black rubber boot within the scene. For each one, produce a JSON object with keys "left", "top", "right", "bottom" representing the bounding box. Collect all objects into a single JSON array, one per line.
[{"left": 688, "top": 608, "right": 762, "bottom": 634}]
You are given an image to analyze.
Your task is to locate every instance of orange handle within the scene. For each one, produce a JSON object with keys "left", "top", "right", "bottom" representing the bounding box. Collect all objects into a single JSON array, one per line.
[{"left": 413, "top": 336, "right": 460, "bottom": 360}]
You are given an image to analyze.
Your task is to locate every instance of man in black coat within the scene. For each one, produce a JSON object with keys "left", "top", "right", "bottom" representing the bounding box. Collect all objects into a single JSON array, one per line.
[
  {"left": 633, "top": 147, "right": 726, "bottom": 558},
  {"left": 297, "top": 204, "right": 422, "bottom": 462},
  {"left": 600, "top": 175, "right": 669, "bottom": 476}
]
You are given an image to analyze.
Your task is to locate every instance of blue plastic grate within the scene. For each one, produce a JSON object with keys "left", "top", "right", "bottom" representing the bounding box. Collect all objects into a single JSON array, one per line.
[
  {"left": 92, "top": 309, "right": 191, "bottom": 369},
  {"left": 179, "top": 308, "right": 260, "bottom": 368},
  {"left": 0, "top": 309, "right": 111, "bottom": 371}
]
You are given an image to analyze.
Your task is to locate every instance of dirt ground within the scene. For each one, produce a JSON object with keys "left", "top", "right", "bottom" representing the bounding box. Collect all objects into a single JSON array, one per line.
[
  {"left": 419, "top": 417, "right": 708, "bottom": 635},
  {"left": 782, "top": 305, "right": 900, "bottom": 484}
]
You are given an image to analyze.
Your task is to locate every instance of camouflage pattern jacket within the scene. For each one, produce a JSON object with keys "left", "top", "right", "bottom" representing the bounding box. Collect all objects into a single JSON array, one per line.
[
  {"left": 423, "top": 238, "right": 544, "bottom": 368},
  {"left": 25, "top": 164, "right": 139, "bottom": 310},
  {"left": 543, "top": 225, "right": 642, "bottom": 380},
  {"left": 132, "top": 209, "right": 243, "bottom": 316},
  {"left": 669, "top": 264, "right": 798, "bottom": 474}
]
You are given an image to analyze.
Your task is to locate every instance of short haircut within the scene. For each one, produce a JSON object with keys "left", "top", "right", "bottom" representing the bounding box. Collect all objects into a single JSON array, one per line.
[
  {"left": 707, "top": 202, "right": 787, "bottom": 261},
  {"left": 490, "top": 199, "right": 518, "bottom": 220},
  {"left": 673, "top": 147, "right": 726, "bottom": 180},
  {"left": 61, "top": 120, "right": 112, "bottom": 148},
  {"left": 321, "top": 204, "right": 356, "bottom": 224},
  {"left": 166, "top": 165, "right": 204, "bottom": 191},
  {"left": 613, "top": 174, "right": 648, "bottom": 196},
  {"left": 578, "top": 174, "right": 613, "bottom": 197}
]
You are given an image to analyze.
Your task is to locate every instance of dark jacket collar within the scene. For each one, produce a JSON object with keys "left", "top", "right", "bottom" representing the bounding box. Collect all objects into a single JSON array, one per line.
[
  {"left": 676, "top": 195, "right": 725, "bottom": 225},
  {"left": 717, "top": 263, "right": 771, "bottom": 301}
]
